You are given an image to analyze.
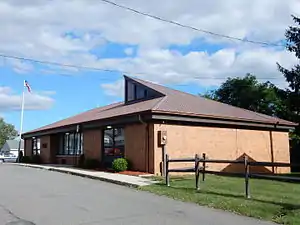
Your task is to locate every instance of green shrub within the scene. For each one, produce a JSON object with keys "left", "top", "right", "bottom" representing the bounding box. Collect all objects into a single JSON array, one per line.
[
  {"left": 112, "top": 158, "right": 128, "bottom": 172},
  {"left": 83, "top": 158, "right": 100, "bottom": 169},
  {"left": 20, "top": 156, "right": 31, "bottom": 163}
]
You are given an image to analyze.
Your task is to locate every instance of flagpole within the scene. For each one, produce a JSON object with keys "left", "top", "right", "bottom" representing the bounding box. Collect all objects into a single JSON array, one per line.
[{"left": 17, "top": 81, "right": 25, "bottom": 162}]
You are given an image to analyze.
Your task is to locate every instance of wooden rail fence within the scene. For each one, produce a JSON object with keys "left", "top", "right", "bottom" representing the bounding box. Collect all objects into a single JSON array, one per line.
[{"left": 165, "top": 153, "right": 300, "bottom": 199}]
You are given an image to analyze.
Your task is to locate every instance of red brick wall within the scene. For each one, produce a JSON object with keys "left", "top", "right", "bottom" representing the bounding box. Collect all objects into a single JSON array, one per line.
[
  {"left": 39, "top": 135, "right": 60, "bottom": 164},
  {"left": 125, "top": 123, "right": 147, "bottom": 172},
  {"left": 55, "top": 156, "right": 80, "bottom": 165},
  {"left": 153, "top": 124, "right": 290, "bottom": 175},
  {"left": 148, "top": 124, "right": 155, "bottom": 173},
  {"left": 24, "top": 138, "right": 32, "bottom": 157},
  {"left": 50, "top": 134, "right": 60, "bottom": 161},
  {"left": 124, "top": 123, "right": 155, "bottom": 173},
  {"left": 40, "top": 135, "right": 51, "bottom": 163},
  {"left": 83, "top": 129, "right": 102, "bottom": 160}
]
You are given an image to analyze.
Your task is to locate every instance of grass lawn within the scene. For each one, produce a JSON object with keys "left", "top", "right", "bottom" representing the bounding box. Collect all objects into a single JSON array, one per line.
[{"left": 140, "top": 175, "right": 300, "bottom": 224}]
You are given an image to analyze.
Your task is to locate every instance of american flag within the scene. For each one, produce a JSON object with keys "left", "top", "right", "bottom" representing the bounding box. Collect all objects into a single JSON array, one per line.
[{"left": 24, "top": 80, "right": 31, "bottom": 93}]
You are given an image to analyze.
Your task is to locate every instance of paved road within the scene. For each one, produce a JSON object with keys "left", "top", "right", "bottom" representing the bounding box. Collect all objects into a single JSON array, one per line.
[{"left": 0, "top": 164, "right": 273, "bottom": 225}]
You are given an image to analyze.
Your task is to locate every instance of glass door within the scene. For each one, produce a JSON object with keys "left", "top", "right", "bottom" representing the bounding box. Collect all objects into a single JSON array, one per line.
[{"left": 103, "top": 127, "right": 125, "bottom": 167}]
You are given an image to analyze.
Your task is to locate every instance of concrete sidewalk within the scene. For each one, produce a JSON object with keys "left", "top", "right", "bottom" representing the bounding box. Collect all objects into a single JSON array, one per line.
[{"left": 12, "top": 163, "right": 157, "bottom": 187}]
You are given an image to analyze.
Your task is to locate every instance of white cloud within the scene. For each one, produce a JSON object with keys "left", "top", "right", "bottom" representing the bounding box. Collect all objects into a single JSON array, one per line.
[
  {"left": 0, "top": 86, "right": 55, "bottom": 112},
  {"left": 1, "top": 0, "right": 298, "bottom": 56},
  {"left": 100, "top": 47, "right": 297, "bottom": 96},
  {"left": 7, "top": 59, "right": 34, "bottom": 74},
  {"left": 2, "top": 0, "right": 297, "bottom": 48},
  {"left": 124, "top": 48, "right": 134, "bottom": 56},
  {"left": 100, "top": 80, "right": 124, "bottom": 97},
  {"left": 0, "top": 0, "right": 299, "bottom": 95}
]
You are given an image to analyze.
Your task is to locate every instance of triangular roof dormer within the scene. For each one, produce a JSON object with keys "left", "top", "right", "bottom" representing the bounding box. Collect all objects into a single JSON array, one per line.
[{"left": 124, "top": 75, "right": 165, "bottom": 104}]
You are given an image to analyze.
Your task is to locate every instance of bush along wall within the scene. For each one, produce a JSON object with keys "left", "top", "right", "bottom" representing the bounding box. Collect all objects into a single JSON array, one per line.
[{"left": 112, "top": 158, "right": 129, "bottom": 172}]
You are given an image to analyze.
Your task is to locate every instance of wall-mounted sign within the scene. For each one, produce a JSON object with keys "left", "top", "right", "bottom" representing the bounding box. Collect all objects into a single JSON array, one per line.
[{"left": 158, "top": 130, "right": 167, "bottom": 146}]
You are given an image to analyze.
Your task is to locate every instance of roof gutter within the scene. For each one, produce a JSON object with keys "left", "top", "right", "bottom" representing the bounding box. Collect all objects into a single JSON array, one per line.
[
  {"left": 150, "top": 113, "right": 295, "bottom": 131},
  {"left": 22, "top": 111, "right": 153, "bottom": 139}
]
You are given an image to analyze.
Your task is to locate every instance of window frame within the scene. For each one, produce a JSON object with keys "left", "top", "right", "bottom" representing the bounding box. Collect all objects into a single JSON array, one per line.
[
  {"left": 57, "top": 132, "right": 83, "bottom": 156},
  {"left": 32, "top": 137, "right": 41, "bottom": 155},
  {"left": 125, "top": 80, "right": 149, "bottom": 103},
  {"left": 103, "top": 126, "right": 125, "bottom": 159}
]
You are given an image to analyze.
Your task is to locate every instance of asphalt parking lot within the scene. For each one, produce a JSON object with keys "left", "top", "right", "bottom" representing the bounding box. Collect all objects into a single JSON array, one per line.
[{"left": 0, "top": 164, "right": 274, "bottom": 225}]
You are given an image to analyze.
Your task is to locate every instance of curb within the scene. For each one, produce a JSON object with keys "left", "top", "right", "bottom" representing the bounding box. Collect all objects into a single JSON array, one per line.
[
  {"left": 49, "top": 168, "right": 140, "bottom": 188},
  {"left": 12, "top": 163, "right": 142, "bottom": 188}
]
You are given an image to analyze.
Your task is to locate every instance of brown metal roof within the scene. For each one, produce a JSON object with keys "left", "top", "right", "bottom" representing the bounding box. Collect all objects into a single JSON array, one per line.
[
  {"left": 26, "top": 97, "right": 162, "bottom": 134},
  {"left": 130, "top": 77, "right": 296, "bottom": 126},
  {"left": 24, "top": 76, "right": 296, "bottom": 135}
]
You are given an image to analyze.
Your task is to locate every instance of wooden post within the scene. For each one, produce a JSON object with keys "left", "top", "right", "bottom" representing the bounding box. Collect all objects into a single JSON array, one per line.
[
  {"left": 202, "top": 153, "right": 206, "bottom": 182},
  {"left": 244, "top": 155, "right": 250, "bottom": 199},
  {"left": 269, "top": 131, "right": 275, "bottom": 173},
  {"left": 162, "top": 145, "right": 166, "bottom": 177},
  {"left": 166, "top": 154, "right": 170, "bottom": 187},
  {"left": 195, "top": 154, "right": 200, "bottom": 190}
]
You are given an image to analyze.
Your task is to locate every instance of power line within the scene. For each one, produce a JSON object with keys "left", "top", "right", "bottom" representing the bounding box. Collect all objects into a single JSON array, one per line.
[
  {"left": 0, "top": 53, "right": 135, "bottom": 74},
  {"left": 193, "top": 76, "right": 281, "bottom": 80},
  {"left": 97, "top": 0, "right": 285, "bottom": 47},
  {"left": 0, "top": 53, "right": 287, "bottom": 80}
]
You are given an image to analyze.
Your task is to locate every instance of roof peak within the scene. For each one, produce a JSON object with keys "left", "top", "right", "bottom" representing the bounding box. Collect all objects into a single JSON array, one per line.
[
  {"left": 124, "top": 76, "right": 165, "bottom": 103},
  {"left": 126, "top": 76, "right": 296, "bottom": 126},
  {"left": 125, "top": 76, "right": 184, "bottom": 96}
]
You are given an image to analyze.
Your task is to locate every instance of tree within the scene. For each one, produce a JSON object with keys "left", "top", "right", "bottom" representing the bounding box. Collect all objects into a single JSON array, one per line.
[
  {"left": 202, "top": 74, "right": 285, "bottom": 117},
  {"left": 0, "top": 118, "right": 18, "bottom": 148},
  {"left": 277, "top": 15, "right": 300, "bottom": 140}
]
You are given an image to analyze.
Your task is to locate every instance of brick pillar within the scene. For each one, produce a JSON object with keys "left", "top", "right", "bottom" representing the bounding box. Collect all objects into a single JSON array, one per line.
[
  {"left": 40, "top": 135, "right": 51, "bottom": 163},
  {"left": 125, "top": 123, "right": 148, "bottom": 172},
  {"left": 24, "top": 138, "right": 32, "bottom": 157},
  {"left": 83, "top": 129, "right": 102, "bottom": 160}
]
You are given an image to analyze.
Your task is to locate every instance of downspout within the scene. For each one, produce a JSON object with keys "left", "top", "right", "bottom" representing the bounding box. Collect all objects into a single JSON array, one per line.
[
  {"left": 139, "top": 115, "right": 149, "bottom": 173},
  {"left": 269, "top": 130, "right": 275, "bottom": 173},
  {"left": 270, "top": 121, "right": 280, "bottom": 173}
]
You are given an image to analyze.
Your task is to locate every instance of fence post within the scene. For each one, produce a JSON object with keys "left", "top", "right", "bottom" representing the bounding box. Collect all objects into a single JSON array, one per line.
[
  {"left": 162, "top": 145, "right": 167, "bottom": 177},
  {"left": 195, "top": 154, "right": 200, "bottom": 190},
  {"left": 165, "top": 154, "right": 170, "bottom": 187},
  {"left": 244, "top": 155, "right": 250, "bottom": 199},
  {"left": 202, "top": 153, "right": 206, "bottom": 182}
]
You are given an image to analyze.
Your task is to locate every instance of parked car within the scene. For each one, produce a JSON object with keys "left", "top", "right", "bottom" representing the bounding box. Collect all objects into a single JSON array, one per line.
[{"left": 0, "top": 153, "right": 17, "bottom": 163}]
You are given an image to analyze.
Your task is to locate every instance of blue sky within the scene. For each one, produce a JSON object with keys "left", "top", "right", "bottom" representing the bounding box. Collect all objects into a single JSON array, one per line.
[
  {"left": 1, "top": 65, "right": 120, "bottom": 132},
  {"left": 0, "top": 0, "right": 298, "bottom": 134},
  {"left": 1, "top": 53, "right": 213, "bottom": 133}
]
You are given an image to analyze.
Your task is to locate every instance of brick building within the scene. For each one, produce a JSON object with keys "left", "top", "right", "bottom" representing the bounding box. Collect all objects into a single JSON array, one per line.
[{"left": 22, "top": 76, "right": 296, "bottom": 174}]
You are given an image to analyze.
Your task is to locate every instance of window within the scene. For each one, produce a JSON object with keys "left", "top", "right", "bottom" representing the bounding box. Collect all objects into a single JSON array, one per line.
[
  {"left": 136, "top": 85, "right": 147, "bottom": 99},
  {"left": 32, "top": 138, "right": 40, "bottom": 155},
  {"left": 103, "top": 127, "right": 125, "bottom": 157},
  {"left": 127, "top": 81, "right": 135, "bottom": 101},
  {"left": 58, "top": 132, "right": 83, "bottom": 155},
  {"left": 69, "top": 133, "right": 75, "bottom": 155},
  {"left": 126, "top": 80, "right": 150, "bottom": 102}
]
